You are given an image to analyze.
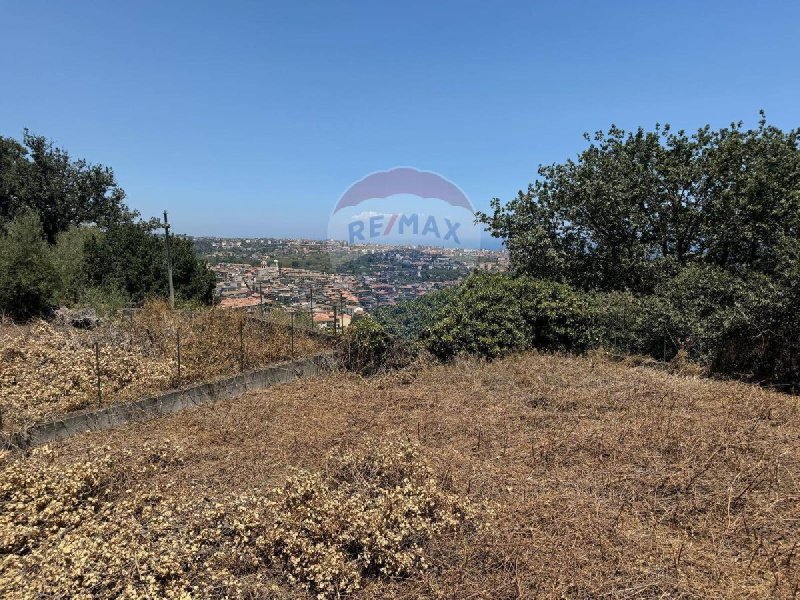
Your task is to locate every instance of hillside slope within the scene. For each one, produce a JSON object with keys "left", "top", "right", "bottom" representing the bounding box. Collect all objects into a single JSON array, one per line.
[{"left": 2, "top": 352, "right": 799, "bottom": 598}]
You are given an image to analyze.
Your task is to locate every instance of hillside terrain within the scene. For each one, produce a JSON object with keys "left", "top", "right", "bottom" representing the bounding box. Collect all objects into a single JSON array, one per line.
[{"left": 1, "top": 351, "right": 798, "bottom": 598}]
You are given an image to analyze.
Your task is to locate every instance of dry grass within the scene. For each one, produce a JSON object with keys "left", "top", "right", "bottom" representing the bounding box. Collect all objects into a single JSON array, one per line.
[
  {"left": 2, "top": 351, "right": 799, "bottom": 598},
  {"left": 0, "top": 301, "right": 327, "bottom": 430}
]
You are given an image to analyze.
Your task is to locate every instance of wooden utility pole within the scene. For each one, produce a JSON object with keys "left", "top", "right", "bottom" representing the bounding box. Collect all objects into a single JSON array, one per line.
[{"left": 163, "top": 210, "right": 175, "bottom": 309}]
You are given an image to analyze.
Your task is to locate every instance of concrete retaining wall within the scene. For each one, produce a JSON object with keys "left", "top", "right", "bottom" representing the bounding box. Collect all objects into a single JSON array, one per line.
[{"left": 4, "top": 352, "right": 336, "bottom": 450}]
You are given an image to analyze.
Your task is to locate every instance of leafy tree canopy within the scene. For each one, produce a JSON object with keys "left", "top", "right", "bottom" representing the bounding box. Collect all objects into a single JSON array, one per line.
[
  {"left": 0, "top": 130, "right": 134, "bottom": 244},
  {"left": 477, "top": 113, "right": 800, "bottom": 293},
  {"left": 0, "top": 131, "right": 215, "bottom": 318}
]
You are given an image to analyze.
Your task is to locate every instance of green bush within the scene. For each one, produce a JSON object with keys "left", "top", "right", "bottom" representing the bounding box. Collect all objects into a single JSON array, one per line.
[
  {"left": 581, "top": 291, "right": 647, "bottom": 354},
  {"left": 424, "top": 274, "right": 526, "bottom": 361},
  {"left": 413, "top": 268, "right": 800, "bottom": 389},
  {"left": 340, "top": 315, "right": 395, "bottom": 375},
  {"left": 0, "top": 210, "right": 59, "bottom": 320},
  {"left": 423, "top": 273, "right": 590, "bottom": 361},
  {"left": 516, "top": 277, "right": 590, "bottom": 351},
  {"left": 373, "top": 287, "right": 456, "bottom": 340}
]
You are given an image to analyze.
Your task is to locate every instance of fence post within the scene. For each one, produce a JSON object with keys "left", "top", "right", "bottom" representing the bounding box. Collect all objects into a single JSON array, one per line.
[
  {"left": 333, "top": 305, "right": 338, "bottom": 336},
  {"left": 239, "top": 318, "right": 245, "bottom": 372},
  {"left": 94, "top": 342, "right": 101, "bottom": 406},
  {"left": 290, "top": 311, "right": 295, "bottom": 358},
  {"left": 176, "top": 329, "right": 182, "bottom": 384},
  {"left": 261, "top": 310, "right": 266, "bottom": 340}
]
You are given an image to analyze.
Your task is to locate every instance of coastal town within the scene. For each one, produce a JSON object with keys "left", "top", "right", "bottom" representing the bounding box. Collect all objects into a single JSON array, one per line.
[{"left": 197, "top": 238, "right": 508, "bottom": 329}]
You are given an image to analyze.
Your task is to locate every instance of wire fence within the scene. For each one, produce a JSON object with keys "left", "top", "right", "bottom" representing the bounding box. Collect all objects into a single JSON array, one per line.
[{"left": 0, "top": 305, "right": 334, "bottom": 432}]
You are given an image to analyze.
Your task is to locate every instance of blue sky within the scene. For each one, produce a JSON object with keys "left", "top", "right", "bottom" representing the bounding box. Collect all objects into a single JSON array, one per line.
[{"left": 2, "top": 1, "right": 799, "bottom": 243}]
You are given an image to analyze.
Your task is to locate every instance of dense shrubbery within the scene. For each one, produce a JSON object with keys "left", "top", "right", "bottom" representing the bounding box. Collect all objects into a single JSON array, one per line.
[
  {"left": 0, "top": 132, "right": 214, "bottom": 319},
  {"left": 411, "top": 269, "right": 800, "bottom": 389},
  {"left": 412, "top": 115, "right": 800, "bottom": 390},
  {"left": 420, "top": 273, "right": 588, "bottom": 361},
  {"left": 340, "top": 315, "right": 413, "bottom": 375},
  {"left": 372, "top": 287, "right": 456, "bottom": 340}
]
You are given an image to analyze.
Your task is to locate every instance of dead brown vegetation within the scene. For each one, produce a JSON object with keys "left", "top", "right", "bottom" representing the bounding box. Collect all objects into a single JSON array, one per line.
[
  {"left": 0, "top": 301, "right": 326, "bottom": 430},
  {"left": 1, "top": 351, "right": 799, "bottom": 598}
]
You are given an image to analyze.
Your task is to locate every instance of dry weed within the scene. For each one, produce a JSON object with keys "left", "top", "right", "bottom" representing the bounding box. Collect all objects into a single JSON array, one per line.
[
  {"left": 0, "top": 440, "right": 479, "bottom": 599},
  {"left": 1, "top": 350, "right": 798, "bottom": 597},
  {"left": 0, "top": 301, "right": 327, "bottom": 430}
]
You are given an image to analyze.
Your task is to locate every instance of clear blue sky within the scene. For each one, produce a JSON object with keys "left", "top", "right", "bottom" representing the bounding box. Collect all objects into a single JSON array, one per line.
[{"left": 2, "top": 1, "right": 799, "bottom": 241}]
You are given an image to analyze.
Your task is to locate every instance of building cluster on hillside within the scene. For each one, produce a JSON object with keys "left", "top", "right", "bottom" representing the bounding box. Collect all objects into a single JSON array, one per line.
[{"left": 206, "top": 239, "right": 508, "bottom": 329}]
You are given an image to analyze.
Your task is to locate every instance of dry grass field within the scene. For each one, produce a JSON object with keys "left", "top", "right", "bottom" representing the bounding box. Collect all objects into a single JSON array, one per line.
[
  {"left": 2, "top": 351, "right": 799, "bottom": 598},
  {"left": 0, "top": 303, "right": 327, "bottom": 431}
]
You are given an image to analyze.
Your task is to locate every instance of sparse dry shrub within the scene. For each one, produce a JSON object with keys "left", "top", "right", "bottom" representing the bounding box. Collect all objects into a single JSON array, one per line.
[
  {"left": 0, "top": 320, "right": 174, "bottom": 428},
  {"left": 667, "top": 347, "right": 707, "bottom": 376},
  {"left": 0, "top": 445, "right": 114, "bottom": 555},
  {"left": 0, "top": 440, "right": 479, "bottom": 599},
  {"left": 128, "top": 300, "right": 325, "bottom": 381},
  {"left": 266, "top": 440, "right": 479, "bottom": 597},
  {"left": 0, "top": 300, "right": 327, "bottom": 430},
  {"left": 0, "top": 443, "right": 265, "bottom": 599}
]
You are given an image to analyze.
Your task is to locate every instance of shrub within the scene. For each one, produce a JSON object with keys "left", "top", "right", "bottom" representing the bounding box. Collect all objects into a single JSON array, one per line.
[
  {"left": 516, "top": 277, "right": 591, "bottom": 351},
  {"left": 411, "top": 267, "right": 798, "bottom": 389},
  {"left": 340, "top": 315, "right": 396, "bottom": 375},
  {"left": 423, "top": 273, "right": 589, "bottom": 361},
  {"left": 424, "top": 273, "right": 527, "bottom": 361},
  {"left": 0, "top": 441, "right": 481, "bottom": 599},
  {"left": 373, "top": 287, "right": 457, "bottom": 340},
  {"left": 0, "top": 210, "right": 59, "bottom": 320},
  {"left": 267, "top": 440, "right": 478, "bottom": 596},
  {"left": 582, "top": 290, "right": 648, "bottom": 354}
]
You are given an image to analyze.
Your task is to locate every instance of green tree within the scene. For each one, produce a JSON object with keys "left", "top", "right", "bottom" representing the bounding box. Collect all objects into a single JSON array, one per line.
[
  {"left": 51, "top": 225, "right": 96, "bottom": 305},
  {"left": 0, "top": 131, "right": 132, "bottom": 243},
  {"left": 82, "top": 221, "right": 215, "bottom": 306},
  {"left": 478, "top": 114, "right": 800, "bottom": 293},
  {"left": 0, "top": 210, "right": 59, "bottom": 320},
  {"left": 0, "top": 130, "right": 216, "bottom": 315}
]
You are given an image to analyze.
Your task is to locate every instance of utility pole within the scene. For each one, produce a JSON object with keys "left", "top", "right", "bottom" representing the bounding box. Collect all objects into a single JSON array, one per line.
[
  {"left": 339, "top": 290, "right": 345, "bottom": 331},
  {"left": 163, "top": 210, "right": 175, "bottom": 309}
]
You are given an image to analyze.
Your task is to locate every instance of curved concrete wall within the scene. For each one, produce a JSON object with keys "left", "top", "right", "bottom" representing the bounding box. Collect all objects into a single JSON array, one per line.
[{"left": 3, "top": 352, "right": 337, "bottom": 450}]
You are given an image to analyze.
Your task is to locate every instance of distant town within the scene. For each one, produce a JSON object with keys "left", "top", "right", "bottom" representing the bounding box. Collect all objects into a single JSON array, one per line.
[{"left": 195, "top": 237, "right": 508, "bottom": 329}]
